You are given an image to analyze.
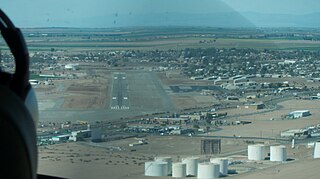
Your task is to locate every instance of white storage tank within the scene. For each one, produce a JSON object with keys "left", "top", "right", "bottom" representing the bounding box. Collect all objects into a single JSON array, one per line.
[
  {"left": 270, "top": 145, "right": 287, "bottom": 162},
  {"left": 210, "top": 158, "right": 228, "bottom": 176},
  {"left": 145, "top": 161, "right": 168, "bottom": 176},
  {"left": 197, "top": 162, "right": 220, "bottom": 179},
  {"left": 314, "top": 142, "right": 320, "bottom": 158},
  {"left": 172, "top": 162, "right": 186, "bottom": 178},
  {"left": 182, "top": 157, "right": 199, "bottom": 176},
  {"left": 248, "top": 144, "right": 266, "bottom": 161},
  {"left": 155, "top": 156, "right": 172, "bottom": 175}
]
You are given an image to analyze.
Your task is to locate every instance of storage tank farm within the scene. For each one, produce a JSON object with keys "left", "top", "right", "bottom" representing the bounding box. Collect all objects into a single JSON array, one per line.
[
  {"left": 144, "top": 161, "right": 168, "bottom": 176},
  {"left": 172, "top": 162, "right": 186, "bottom": 178},
  {"left": 197, "top": 162, "right": 220, "bottom": 179},
  {"left": 182, "top": 157, "right": 199, "bottom": 176},
  {"left": 210, "top": 158, "right": 228, "bottom": 176},
  {"left": 248, "top": 144, "right": 266, "bottom": 161},
  {"left": 154, "top": 156, "right": 172, "bottom": 175},
  {"left": 270, "top": 145, "right": 287, "bottom": 162},
  {"left": 144, "top": 142, "right": 320, "bottom": 178}
]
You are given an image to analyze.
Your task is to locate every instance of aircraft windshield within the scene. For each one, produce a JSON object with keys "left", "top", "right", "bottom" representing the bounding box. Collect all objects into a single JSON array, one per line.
[{"left": 1, "top": 0, "right": 320, "bottom": 178}]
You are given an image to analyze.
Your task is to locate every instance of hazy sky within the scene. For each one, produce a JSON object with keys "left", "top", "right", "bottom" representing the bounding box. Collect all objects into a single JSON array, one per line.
[
  {"left": 223, "top": 0, "right": 320, "bottom": 15},
  {"left": 1, "top": 0, "right": 319, "bottom": 27}
]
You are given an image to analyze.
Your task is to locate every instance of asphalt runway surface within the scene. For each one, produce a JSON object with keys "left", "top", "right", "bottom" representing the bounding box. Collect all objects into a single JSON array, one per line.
[
  {"left": 110, "top": 72, "right": 129, "bottom": 110},
  {"left": 38, "top": 71, "right": 176, "bottom": 122}
]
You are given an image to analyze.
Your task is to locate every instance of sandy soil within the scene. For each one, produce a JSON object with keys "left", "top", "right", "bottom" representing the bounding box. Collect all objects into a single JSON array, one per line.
[
  {"left": 38, "top": 142, "right": 153, "bottom": 179},
  {"left": 213, "top": 99, "right": 320, "bottom": 138},
  {"left": 170, "top": 94, "right": 218, "bottom": 110},
  {"left": 38, "top": 136, "right": 316, "bottom": 179},
  {"left": 235, "top": 158, "right": 320, "bottom": 179},
  {"left": 38, "top": 136, "right": 248, "bottom": 179},
  {"left": 171, "top": 95, "right": 198, "bottom": 109},
  {"left": 62, "top": 79, "right": 108, "bottom": 109},
  {"left": 62, "top": 95, "right": 105, "bottom": 109}
]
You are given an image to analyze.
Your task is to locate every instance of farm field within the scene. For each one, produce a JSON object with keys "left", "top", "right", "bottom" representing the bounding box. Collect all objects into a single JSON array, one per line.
[{"left": 0, "top": 27, "right": 317, "bottom": 51}]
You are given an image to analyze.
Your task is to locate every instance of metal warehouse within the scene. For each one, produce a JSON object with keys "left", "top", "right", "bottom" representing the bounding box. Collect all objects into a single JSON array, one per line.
[{"left": 288, "top": 110, "right": 311, "bottom": 119}]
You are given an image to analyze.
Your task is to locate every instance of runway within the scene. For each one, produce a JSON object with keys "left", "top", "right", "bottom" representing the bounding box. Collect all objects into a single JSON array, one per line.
[
  {"left": 38, "top": 71, "right": 176, "bottom": 122},
  {"left": 110, "top": 72, "right": 129, "bottom": 110}
]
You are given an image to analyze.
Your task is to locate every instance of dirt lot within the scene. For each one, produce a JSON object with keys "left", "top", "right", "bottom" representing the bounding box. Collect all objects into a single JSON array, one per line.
[
  {"left": 236, "top": 158, "right": 320, "bottom": 179},
  {"left": 38, "top": 135, "right": 317, "bottom": 179},
  {"left": 38, "top": 142, "right": 152, "bottom": 179},
  {"left": 62, "top": 95, "right": 105, "bottom": 109},
  {"left": 170, "top": 94, "right": 219, "bottom": 110},
  {"left": 37, "top": 137, "right": 247, "bottom": 179},
  {"left": 62, "top": 79, "right": 108, "bottom": 109},
  {"left": 213, "top": 99, "right": 320, "bottom": 138}
]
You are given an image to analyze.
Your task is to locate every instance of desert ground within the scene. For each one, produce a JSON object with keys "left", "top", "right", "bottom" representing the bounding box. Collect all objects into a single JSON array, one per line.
[
  {"left": 36, "top": 69, "right": 320, "bottom": 179},
  {"left": 38, "top": 135, "right": 316, "bottom": 179}
]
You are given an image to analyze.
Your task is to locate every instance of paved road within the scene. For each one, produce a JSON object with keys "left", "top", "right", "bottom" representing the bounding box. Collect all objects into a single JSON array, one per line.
[{"left": 194, "top": 134, "right": 290, "bottom": 141}]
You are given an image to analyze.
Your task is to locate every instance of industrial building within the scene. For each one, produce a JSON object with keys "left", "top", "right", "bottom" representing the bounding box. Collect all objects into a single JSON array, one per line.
[
  {"left": 51, "top": 134, "right": 71, "bottom": 142},
  {"left": 190, "top": 76, "right": 204, "bottom": 80},
  {"left": 288, "top": 110, "right": 311, "bottom": 119},
  {"left": 65, "top": 63, "right": 79, "bottom": 70},
  {"left": 180, "top": 114, "right": 203, "bottom": 121},
  {"left": 201, "top": 139, "right": 221, "bottom": 155},
  {"left": 226, "top": 96, "right": 239, "bottom": 101},
  {"left": 152, "top": 117, "right": 189, "bottom": 124},
  {"left": 220, "top": 83, "right": 239, "bottom": 90},
  {"left": 241, "top": 103, "right": 265, "bottom": 110},
  {"left": 29, "top": 79, "right": 40, "bottom": 85},
  {"left": 169, "top": 128, "right": 193, "bottom": 135},
  {"left": 69, "top": 129, "right": 91, "bottom": 141},
  {"left": 280, "top": 129, "right": 306, "bottom": 138}
]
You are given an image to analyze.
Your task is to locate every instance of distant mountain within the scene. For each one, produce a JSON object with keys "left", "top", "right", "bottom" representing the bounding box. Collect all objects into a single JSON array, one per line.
[
  {"left": 240, "top": 12, "right": 320, "bottom": 27},
  {"left": 55, "top": 12, "right": 255, "bottom": 28},
  {"left": 23, "top": 12, "right": 320, "bottom": 28}
]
